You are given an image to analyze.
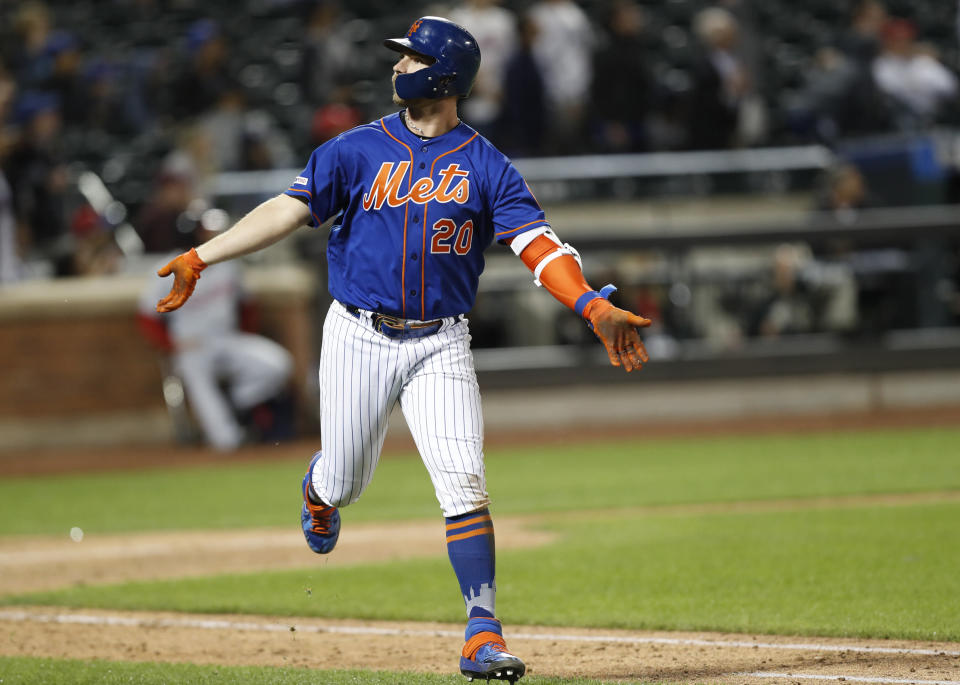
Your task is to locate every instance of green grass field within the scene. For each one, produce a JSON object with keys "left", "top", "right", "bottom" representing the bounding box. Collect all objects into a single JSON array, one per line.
[
  {"left": 1, "top": 425, "right": 958, "bottom": 684},
  {"left": 0, "top": 657, "right": 611, "bottom": 685},
  {"left": 2, "top": 427, "right": 958, "bottom": 536}
]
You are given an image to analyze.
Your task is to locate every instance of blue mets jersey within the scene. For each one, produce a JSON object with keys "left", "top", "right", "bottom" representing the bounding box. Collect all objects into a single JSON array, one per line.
[{"left": 285, "top": 112, "right": 548, "bottom": 320}]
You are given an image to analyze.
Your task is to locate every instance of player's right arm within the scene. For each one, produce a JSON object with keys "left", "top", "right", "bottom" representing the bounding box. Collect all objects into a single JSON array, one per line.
[{"left": 156, "top": 194, "right": 310, "bottom": 313}]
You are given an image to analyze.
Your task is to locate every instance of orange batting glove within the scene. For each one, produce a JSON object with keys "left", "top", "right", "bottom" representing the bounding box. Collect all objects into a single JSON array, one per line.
[
  {"left": 156, "top": 248, "right": 207, "bottom": 313},
  {"left": 584, "top": 297, "right": 651, "bottom": 372}
]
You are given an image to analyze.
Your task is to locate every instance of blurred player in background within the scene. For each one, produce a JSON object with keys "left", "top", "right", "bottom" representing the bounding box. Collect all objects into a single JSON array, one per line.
[
  {"left": 139, "top": 209, "right": 293, "bottom": 451},
  {"left": 153, "top": 16, "right": 649, "bottom": 682}
]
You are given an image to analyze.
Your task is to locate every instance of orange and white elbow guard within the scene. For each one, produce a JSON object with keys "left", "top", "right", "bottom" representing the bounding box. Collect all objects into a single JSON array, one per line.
[{"left": 513, "top": 227, "right": 612, "bottom": 321}]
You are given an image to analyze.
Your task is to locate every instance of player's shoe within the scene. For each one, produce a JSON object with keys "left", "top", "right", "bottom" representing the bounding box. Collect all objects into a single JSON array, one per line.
[
  {"left": 300, "top": 451, "right": 340, "bottom": 554},
  {"left": 460, "top": 617, "right": 525, "bottom": 682}
]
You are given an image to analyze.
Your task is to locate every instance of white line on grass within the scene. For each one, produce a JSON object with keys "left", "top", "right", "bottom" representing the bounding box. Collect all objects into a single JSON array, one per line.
[
  {"left": 741, "top": 672, "right": 960, "bottom": 685},
  {"left": 1, "top": 609, "right": 958, "bottom": 658}
]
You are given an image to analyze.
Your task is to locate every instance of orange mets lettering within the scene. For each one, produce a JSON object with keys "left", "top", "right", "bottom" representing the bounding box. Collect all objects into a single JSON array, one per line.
[
  {"left": 362, "top": 162, "right": 470, "bottom": 210},
  {"left": 363, "top": 161, "right": 411, "bottom": 210},
  {"left": 435, "top": 164, "right": 470, "bottom": 203},
  {"left": 407, "top": 19, "right": 423, "bottom": 37}
]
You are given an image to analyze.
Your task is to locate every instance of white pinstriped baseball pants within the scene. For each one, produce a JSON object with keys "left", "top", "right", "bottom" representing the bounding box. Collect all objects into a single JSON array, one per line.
[{"left": 311, "top": 300, "right": 489, "bottom": 517}]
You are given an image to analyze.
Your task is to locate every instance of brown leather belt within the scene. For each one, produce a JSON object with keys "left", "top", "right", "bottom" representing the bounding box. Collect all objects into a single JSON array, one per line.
[{"left": 344, "top": 304, "right": 444, "bottom": 340}]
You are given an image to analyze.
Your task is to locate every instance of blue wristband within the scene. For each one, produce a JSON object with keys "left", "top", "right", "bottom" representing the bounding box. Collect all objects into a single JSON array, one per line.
[{"left": 574, "top": 291, "right": 601, "bottom": 317}]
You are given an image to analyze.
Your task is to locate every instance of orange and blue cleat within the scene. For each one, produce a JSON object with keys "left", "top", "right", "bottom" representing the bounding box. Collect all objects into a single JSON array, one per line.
[
  {"left": 300, "top": 451, "right": 340, "bottom": 554},
  {"left": 460, "top": 617, "right": 525, "bottom": 682}
]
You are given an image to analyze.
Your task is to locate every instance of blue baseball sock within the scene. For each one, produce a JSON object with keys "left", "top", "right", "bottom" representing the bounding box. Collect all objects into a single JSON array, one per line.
[{"left": 445, "top": 508, "right": 496, "bottom": 619}]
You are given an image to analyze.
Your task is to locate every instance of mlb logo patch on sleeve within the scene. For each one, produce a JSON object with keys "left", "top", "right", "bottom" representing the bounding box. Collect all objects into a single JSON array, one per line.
[{"left": 294, "top": 176, "right": 309, "bottom": 185}]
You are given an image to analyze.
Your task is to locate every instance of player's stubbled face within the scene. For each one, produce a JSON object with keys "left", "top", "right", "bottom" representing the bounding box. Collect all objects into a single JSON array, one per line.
[{"left": 392, "top": 52, "right": 432, "bottom": 105}]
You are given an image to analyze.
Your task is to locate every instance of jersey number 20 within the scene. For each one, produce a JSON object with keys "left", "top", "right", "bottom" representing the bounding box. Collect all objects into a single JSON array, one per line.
[{"left": 431, "top": 219, "right": 473, "bottom": 255}]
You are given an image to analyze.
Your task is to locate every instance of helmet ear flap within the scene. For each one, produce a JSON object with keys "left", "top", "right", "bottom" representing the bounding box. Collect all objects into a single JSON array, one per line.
[
  {"left": 396, "top": 66, "right": 462, "bottom": 99},
  {"left": 437, "top": 72, "right": 458, "bottom": 96}
]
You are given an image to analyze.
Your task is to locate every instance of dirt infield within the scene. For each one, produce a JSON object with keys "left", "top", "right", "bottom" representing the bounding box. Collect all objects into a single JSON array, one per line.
[{"left": 3, "top": 606, "right": 960, "bottom": 683}]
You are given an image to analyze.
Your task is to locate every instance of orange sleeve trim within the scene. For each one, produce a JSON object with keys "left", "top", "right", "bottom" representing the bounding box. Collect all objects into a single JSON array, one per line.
[
  {"left": 380, "top": 118, "right": 415, "bottom": 317},
  {"left": 286, "top": 189, "right": 322, "bottom": 226},
  {"left": 445, "top": 514, "right": 492, "bottom": 532},
  {"left": 446, "top": 526, "right": 494, "bottom": 543},
  {"left": 525, "top": 182, "right": 542, "bottom": 209},
  {"left": 495, "top": 219, "right": 548, "bottom": 238}
]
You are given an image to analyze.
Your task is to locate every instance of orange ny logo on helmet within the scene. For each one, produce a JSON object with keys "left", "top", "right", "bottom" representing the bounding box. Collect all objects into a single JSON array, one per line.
[{"left": 407, "top": 19, "right": 423, "bottom": 37}]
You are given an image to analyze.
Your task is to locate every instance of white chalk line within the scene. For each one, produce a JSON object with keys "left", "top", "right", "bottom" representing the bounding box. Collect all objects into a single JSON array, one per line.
[
  {"left": 1, "top": 609, "right": 958, "bottom": 658},
  {"left": 741, "top": 672, "right": 960, "bottom": 685}
]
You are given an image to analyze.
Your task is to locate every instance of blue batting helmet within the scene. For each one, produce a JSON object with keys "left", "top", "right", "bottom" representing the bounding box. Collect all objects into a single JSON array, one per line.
[{"left": 384, "top": 17, "right": 481, "bottom": 100}]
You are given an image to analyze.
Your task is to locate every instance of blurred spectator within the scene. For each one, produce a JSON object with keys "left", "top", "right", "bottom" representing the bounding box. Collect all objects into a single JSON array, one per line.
[
  {"left": 242, "top": 110, "right": 295, "bottom": 170},
  {"left": 37, "top": 31, "right": 86, "bottom": 127},
  {"left": 686, "top": 6, "right": 751, "bottom": 150},
  {"left": 9, "top": 2, "right": 56, "bottom": 88},
  {"left": 198, "top": 88, "right": 297, "bottom": 173},
  {"left": 872, "top": 19, "right": 958, "bottom": 128},
  {"left": 133, "top": 170, "right": 197, "bottom": 254},
  {"left": 838, "top": 0, "right": 888, "bottom": 67},
  {"left": 750, "top": 244, "right": 817, "bottom": 338},
  {"left": 3, "top": 90, "right": 70, "bottom": 270},
  {"left": 787, "top": 0, "right": 891, "bottom": 140},
  {"left": 810, "top": 164, "right": 911, "bottom": 335},
  {"left": 746, "top": 244, "right": 857, "bottom": 338},
  {"left": 0, "top": 62, "right": 14, "bottom": 119},
  {"left": 161, "top": 123, "right": 217, "bottom": 201},
  {"left": 497, "top": 12, "right": 547, "bottom": 157},
  {"left": 83, "top": 60, "right": 140, "bottom": 136},
  {"left": 138, "top": 214, "right": 294, "bottom": 451},
  {"left": 299, "top": 0, "right": 367, "bottom": 152},
  {"left": 716, "top": 0, "right": 767, "bottom": 147},
  {"left": 528, "top": 0, "right": 594, "bottom": 153},
  {"left": 448, "top": 0, "right": 518, "bottom": 138},
  {"left": 200, "top": 88, "right": 248, "bottom": 173},
  {"left": 172, "top": 19, "right": 236, "bottom": 119},
  {"left": 300, "top": 1, "right": 360, "bottom": 110},
  {"left": 787, "top": 47, "right": 892, "bottom": 142},
  {"left": 814, "top": 163, "right": 876, "bottom": 219},
  {"left": 590, "top": 0, "right": 653, "bottom": 152}
]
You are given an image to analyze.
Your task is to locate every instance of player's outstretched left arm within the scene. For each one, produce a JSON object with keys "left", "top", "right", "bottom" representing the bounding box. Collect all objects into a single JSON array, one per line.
[
  {"left": 156, "top": 194, "right": 310, "bottom": 313},
  {"left": 508, "top": 229, "right": 651, "bottom": 372}
]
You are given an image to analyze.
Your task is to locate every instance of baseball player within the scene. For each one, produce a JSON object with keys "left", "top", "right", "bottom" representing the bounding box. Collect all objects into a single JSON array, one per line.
[
  {"left": 139, "top": 219, "right": 293, "bottom": 451},
  {"left": 155, "top": 17, "right": 649, "bottom": 682}
]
